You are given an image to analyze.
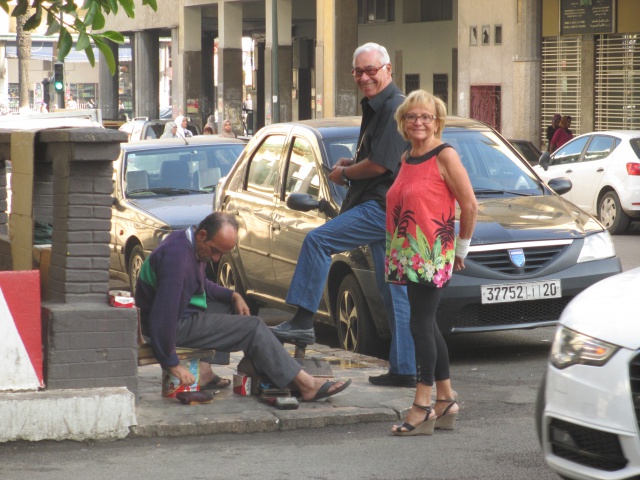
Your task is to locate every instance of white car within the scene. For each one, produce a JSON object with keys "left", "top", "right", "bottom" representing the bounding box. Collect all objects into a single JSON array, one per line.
[
  {"left": 536, "top": 267, "right": 640, "bottom": 480},
  {"left": 535, "top": 131, "right": 640, "bottom": 234}
]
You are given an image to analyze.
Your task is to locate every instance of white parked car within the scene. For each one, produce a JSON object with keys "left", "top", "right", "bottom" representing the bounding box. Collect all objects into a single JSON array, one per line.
[
  {"left": 535, "top": 131, "right": 640, "bottom": 234},
  {"left": 536, "top": 267, "right": 640, "bottom": 480}
]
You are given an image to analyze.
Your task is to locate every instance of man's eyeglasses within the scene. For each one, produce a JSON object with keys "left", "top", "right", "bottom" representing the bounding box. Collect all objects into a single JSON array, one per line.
[
  {"left": 404, "top": 113, "right": 437, "bottom": 124},
  {"left": 351, "top": 64, "right": 388, "bottom": 78}
]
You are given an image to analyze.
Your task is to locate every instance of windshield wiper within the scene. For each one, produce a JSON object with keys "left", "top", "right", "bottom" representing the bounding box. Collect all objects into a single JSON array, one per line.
[
  {"left": 145, "top": 187, "right": 193, "bottom": 195},
  {"left": 473, "top": 188, "right": 534, "bottom": 197}
]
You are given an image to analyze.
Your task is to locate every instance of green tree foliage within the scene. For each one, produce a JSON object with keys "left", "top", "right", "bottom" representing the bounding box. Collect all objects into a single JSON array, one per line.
[{"left": 1, "top": 0, "right": 158, "bottom": 74}]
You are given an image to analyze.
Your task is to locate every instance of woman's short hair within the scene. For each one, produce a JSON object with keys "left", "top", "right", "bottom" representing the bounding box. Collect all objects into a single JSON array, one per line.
[{"left": 395, "top": 90, "right": 448, "bottom": 141}]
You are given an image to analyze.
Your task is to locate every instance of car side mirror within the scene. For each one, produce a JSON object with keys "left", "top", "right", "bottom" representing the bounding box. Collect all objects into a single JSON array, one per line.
[
  {"left": 286, "top": 193, "right": 320, "bottom": 212},
  {"left": 539, "top": 152, "right": 550, "bottom": 171},
  {"left": 286, "top": 193, "right": 339, "bottom": 218},
  {"left": 547, "top": 177, "right": 572, "bottom": 196}
]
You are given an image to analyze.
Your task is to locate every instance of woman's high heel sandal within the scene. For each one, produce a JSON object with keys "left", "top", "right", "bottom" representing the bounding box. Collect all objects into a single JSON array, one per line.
[
  {"left": 434, "top": 399, "right": 458, "bottom": 430},
  {"left": 392, "top": 403, "right": 436, "bottom": 436}
]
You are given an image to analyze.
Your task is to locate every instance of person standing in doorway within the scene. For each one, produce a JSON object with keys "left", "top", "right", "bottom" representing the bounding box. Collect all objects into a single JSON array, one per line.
[{"left": 270, "top": 42, "right": 417, "bottom": 388}]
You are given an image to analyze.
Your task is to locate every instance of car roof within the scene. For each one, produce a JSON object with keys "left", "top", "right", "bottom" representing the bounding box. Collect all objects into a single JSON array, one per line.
[
  {"left": 570, "top": 130, "right": 640, "bottom": 141},
  {"left": 264, "top": 115, "right": 494, "bottom": 139},
  {"left": 121, "top": 135, "right": 246, "bottom": 152}
]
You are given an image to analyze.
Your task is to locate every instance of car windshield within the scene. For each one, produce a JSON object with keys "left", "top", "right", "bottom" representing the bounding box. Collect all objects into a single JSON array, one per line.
[
  {"left": 123, "top": 144, "right": 244, "bottom": 197},
  {"left": 442, "top": 129, "right": 543, "bottom": 196}
]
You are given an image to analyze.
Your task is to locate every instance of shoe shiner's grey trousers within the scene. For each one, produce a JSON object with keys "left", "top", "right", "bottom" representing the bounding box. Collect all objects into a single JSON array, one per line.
[{"left": 175, "top": 301, "right": 301, "bottom": 389}]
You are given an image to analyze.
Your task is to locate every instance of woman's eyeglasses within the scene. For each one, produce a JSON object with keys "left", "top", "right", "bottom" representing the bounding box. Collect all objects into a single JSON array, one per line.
[
  {"left": 403, "top": 113, "right": 437, "bottom": 124},
  {"left": 351, "top": 64, "right": 388, "bottom": 78}
]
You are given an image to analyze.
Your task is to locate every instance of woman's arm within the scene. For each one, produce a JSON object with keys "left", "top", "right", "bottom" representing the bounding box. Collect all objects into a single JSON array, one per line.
[{"left": 437, "top": 148, "right": 478, "bottom": 270}]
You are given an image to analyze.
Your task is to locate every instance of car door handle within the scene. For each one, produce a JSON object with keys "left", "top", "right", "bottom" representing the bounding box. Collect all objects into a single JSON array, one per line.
[
  {"left": 226, "top": 208, "right": 239, "bottom": 215},
  {"left": 565, "top": 169, "right": 573, "bottom": 174},
  {"left": 596, "top": 167, "right": 604, "bottom": 172},
  {"left": 272, "top": 221, "right": 281, "bottom": 231}
]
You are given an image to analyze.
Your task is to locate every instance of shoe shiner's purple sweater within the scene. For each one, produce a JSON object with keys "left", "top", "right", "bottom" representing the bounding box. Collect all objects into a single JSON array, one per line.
[{"left": 135, "top": 229, "right": 233, "bottom": 369}]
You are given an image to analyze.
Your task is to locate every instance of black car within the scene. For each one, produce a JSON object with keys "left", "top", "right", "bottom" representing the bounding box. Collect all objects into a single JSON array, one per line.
[
  {"left": 215, "top": 117, "right": 622, "bottom": 356},
  {"left": 110, "top": 136, "right": 246, "bottom": 293},
  {"left": 508, "top": 139, "right": 543, "bottom": 166}
]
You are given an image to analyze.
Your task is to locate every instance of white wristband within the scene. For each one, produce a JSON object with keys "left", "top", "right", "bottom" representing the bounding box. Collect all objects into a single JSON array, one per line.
[{"left": 455, "top": 236, "right": 471, "bottom": 259}]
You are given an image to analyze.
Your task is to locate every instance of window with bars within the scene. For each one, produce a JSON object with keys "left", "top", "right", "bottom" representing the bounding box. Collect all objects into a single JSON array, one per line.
[
  {"left": 405, "top": 74, "right": 420, "bottom": 94},
  {"left": 358, "top": 0, "right": 395, "bottom": 23},
  {"left": 541, "top": 36, "right": 582, "bottom": 149},
  {"left": 595, "top": 34, "right": 640, "bottom": 131}
]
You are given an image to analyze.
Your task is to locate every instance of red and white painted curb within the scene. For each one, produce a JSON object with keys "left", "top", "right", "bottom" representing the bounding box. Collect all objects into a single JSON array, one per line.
[{"left": 0, "top": 271, "right": 43, "bottom": 391}]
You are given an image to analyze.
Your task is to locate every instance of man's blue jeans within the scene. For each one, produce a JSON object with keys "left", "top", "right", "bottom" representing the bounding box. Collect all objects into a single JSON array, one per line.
[{"left": 286, "top": 200, "right": 416, "bottom": 375}]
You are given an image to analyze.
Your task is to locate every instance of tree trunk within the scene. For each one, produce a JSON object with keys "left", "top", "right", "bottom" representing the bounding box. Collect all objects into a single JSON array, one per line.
[{"left": 16, "top": 13, "right": 32, "bottom": 111}]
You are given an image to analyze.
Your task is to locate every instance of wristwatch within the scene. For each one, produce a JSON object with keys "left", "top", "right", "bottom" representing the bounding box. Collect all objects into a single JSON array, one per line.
[{"left": 341, "top": 167, "right": 351, "bottom": 186}]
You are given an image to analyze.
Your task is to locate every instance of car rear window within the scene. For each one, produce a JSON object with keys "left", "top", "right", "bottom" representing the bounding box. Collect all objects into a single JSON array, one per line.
[
  {"left": 630, "top": 138, "right": 640, "bottom": 159},
  {"left": 124, "top": 144, "right": 244, "bottom": 195}
]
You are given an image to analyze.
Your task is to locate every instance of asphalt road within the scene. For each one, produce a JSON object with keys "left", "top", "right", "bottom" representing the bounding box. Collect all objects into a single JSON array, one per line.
[{"left": 3, "top": 225, "right": 632, "bottom": 479}]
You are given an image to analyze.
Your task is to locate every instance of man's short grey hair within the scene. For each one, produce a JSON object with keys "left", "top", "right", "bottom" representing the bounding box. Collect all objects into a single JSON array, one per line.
[{"left": 352, "top": 42, "right": 391, "bottom": 67}]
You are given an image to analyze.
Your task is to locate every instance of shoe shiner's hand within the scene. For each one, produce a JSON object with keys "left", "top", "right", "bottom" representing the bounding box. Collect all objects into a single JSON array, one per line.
[
  {"left": 232, "top": 292, "right": 251, "bottom": 315},
  {"left": 170, "top": 364, "right": 196, "bottom": 386}
]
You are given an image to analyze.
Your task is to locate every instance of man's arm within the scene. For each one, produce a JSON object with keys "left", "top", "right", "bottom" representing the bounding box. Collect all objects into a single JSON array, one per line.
[{"left": 328, "top": 158, "right": 387, "bottom": 185}]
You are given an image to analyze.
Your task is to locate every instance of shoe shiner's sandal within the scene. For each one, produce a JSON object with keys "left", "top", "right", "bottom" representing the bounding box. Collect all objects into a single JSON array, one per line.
[
  {"left": 304, "top": 379, "right": 352, "bottom": 402},
  {"left": 200, "top": 374, "right": 231, "bottom": 390},
  {"left": 176, "top": 390, "right": 215, "bottom": 405}
]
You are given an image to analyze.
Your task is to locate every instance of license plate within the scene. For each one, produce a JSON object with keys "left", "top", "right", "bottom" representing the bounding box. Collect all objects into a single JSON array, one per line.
[{"left": 481, "top": 280, "right": 562, "bottom": 304}]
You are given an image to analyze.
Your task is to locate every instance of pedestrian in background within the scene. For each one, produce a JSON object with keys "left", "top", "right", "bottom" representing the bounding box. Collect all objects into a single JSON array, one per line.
[
  {"left": 174, "top": 115, "right": 193, "bottom": 139},
  {"left": 545, "top": 113, "right": 561, "bottom": 152},
  {"left": 387, "top": 90, "right": 477, "bottom": 436},
  {"left": 161, "top": 121, "right": 178, "bottom": 139},
  {"left": 550, "top": 115, "right": 573, "bottom": 152},
  {"left": 205, "top": 115, "right": 217, "bottom": 134},
  {"left": 218, "top": 119, "right": 236, "bottom": 138},
  {"left": 269, "top": 42, "right": 417, "bottom": 389}
]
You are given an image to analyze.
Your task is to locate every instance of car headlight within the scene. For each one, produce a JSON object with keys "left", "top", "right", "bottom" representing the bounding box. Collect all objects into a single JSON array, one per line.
[
  {"left": 577, "top": 231, "right": 616, "bottom": 263},
  {"left": 550, "top": 326, "right": 619, "bottom": 369}
]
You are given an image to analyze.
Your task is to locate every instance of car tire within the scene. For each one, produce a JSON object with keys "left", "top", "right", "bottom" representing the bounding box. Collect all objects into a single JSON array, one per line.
[
  {"left": 598, "top": 191, "right": 630, "bottom": 235},
  {"left": 128, "top": 245, "right": 145, "bottom": 295},
  {"left": 217, "top": 256, "right": 259, "bottom": 315},
  {"left": 336, "top": 274, "right": 380, "bottom": 356}
]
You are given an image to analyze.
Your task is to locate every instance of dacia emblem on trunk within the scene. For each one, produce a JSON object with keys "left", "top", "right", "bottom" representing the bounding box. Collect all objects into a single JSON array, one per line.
[{"left": 509, "top": 248, "right": 525, "bottom": 267}]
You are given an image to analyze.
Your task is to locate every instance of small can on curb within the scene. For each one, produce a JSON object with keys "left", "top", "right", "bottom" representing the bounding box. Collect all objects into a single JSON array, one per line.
[
  {"left": 233, "top": 372, "right": 251, "bottom": 396},
  {"left": 162, "top": 359, "right": 200, "bottom": 398}
]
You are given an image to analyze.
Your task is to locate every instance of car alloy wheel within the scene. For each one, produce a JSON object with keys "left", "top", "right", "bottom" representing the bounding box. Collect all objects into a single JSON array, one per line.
[
  {"left": 217, "top": 255, "right": 259, "bottom": 315},
  {"left": 598, "top": 191, "right": 630, "bottom": 235},
  {"left": 336, "top": 274, "right": 378, "bottom": 355},
  {"left": 128, "top": 245, "right": 145, "bottom": 295}
]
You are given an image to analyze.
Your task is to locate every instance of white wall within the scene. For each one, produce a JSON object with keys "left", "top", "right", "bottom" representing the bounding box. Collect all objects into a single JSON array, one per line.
[
  {"left": 357, "top": 0, "right": 458, "bottom": 112},
  {"left": 457, "top": 0, "right": 517, "bottom": 136}
]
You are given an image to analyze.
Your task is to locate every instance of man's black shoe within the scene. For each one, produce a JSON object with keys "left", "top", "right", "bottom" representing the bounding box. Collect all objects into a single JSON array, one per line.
[
  {"left": 270, "top": 321, "right": 316, "bottom": 345},
  {"left": 368, "top": 372, "right": 416, "bottom": 388}
]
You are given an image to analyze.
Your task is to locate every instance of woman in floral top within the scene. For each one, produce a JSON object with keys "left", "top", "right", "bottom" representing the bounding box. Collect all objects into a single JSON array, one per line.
[{"left": 387, "top": 90, "right": 477, "bottom": 436}]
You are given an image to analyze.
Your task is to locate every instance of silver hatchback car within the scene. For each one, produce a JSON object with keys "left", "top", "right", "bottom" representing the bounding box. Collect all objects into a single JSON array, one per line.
[{"left": 110, "top": 136, "right": 245, "bottom": 292}]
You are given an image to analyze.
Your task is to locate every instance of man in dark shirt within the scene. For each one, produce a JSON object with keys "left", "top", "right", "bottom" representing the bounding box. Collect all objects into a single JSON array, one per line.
[
  {"left": 134, "top": 212, "right": 351, "bottom": 400},
  {"left": 271, "top": 42, "right": 416, "bottom": 388}
]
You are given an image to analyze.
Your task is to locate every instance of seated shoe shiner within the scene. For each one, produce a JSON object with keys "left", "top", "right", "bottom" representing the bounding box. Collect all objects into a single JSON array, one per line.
[{"left": 134, "top": 212, "right": 351, "bottom": 401}]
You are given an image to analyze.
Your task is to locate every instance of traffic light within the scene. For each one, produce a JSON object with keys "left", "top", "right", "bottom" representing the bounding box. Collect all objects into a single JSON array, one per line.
[{"left": 53, "top": 62, "right": 64, "bottom": 92}]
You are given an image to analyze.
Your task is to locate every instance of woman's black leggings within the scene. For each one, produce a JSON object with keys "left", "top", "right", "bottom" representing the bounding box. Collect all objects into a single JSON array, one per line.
[{"left": 407, "top": 282, "right": 450, "bottom": 386}]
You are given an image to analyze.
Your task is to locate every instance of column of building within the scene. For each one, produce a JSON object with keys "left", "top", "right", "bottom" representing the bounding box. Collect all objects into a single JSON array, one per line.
[
  {"left": 134, "top": 30, "right": 160, "bottom": 119},
  {"left": 265, "top": 0, "right": 292, "bottom": 124},
  {"left": 315, "top": 0, "right": 358, "bottom": 118},
  {"left": 217, "top": 1, "right": 244, "bottom": 134},
  {"left": 512, "top": 0, "right": 542, "bottom": 142}
]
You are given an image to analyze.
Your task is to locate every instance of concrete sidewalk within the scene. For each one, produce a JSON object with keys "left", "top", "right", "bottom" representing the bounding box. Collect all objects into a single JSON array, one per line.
[{"left": 132, "top": 343, "right": 415, "bottom": 437}]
